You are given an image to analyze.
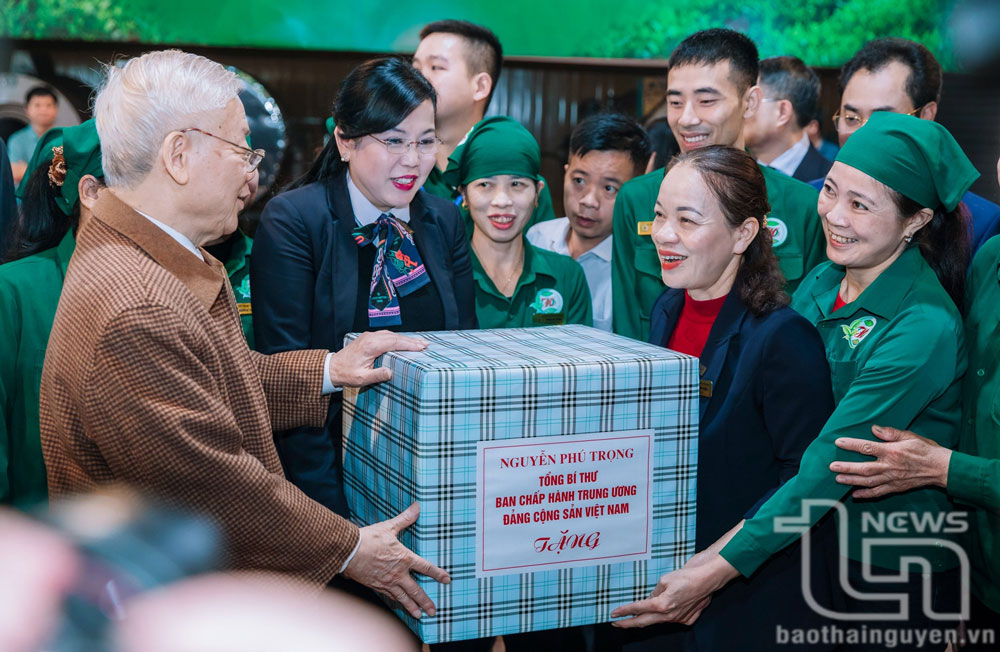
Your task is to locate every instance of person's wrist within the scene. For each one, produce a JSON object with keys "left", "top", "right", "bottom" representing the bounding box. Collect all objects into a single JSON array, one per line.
[
  {"left": 936, "top": 448, "right": 953, "bottom": 489},
  {"left": 683, "top": 549, "right": 714, "bottom": 569},
  {"left": 693, "top": 552, "right": 739, "bottom": 592},
  {"left": 326, "top": 351, "right": 344, "bottom": 387}
]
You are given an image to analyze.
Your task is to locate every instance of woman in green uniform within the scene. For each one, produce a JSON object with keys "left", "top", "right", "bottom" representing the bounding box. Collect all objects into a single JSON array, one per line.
[
  {"left": 613, "top": 112, "right": 975, "bottom": 650},
  {"left": 828, "top": 163, "right": 1000, "bottom": 648},
  {"left": 0, "top": 120, "right": 103, "bottom": 507},
  {"left": 444, "top": 116, "right": 592, "bottom": 329}
]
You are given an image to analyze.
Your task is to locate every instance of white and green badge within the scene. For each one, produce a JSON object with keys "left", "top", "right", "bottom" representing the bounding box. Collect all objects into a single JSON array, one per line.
[
  {"left": 531, "top": 288, "right": 565, "bottom": 325},
  {"left": 841, "top": 316, "right": 876, "bottom": 348},
  {"left": 767, "top": 217, "right": 788, "bottom": 247}
]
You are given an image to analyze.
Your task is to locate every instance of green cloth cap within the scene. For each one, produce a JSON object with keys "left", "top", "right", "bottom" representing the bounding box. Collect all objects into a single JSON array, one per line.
[
  {"left": 15, "top": 119, "right": 103, "bottom": 216},
  {"left": 836, "top": 112, "right": 977, "bottom": 212},
  {"left": 443, "top": 116, "right": 542, "bottom": 187}
]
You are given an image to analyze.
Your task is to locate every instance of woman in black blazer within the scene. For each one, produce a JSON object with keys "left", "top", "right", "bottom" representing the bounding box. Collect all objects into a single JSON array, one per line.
[
  {"left": 251, "top": 58, "right": 476, "bottom": 519},
  {"left": 616, "top": 147, "right": 837, "bottom": 651}
]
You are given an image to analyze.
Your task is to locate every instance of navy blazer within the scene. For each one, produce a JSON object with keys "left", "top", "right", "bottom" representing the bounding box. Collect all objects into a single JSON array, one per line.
[
  {"left": 251, "top": 173, "right": 477, "bottom": 513},
  {"left": 650, "top": 289, "right": 837, "bottom": 650},
  {"left": 792, "top": 145, "right": 833, "bottom": 183}
]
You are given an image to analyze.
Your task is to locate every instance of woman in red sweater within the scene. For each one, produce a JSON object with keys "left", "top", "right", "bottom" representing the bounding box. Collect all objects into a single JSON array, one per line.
[{"left": 619, "top": 146, "right": 837, "bottom": 651}]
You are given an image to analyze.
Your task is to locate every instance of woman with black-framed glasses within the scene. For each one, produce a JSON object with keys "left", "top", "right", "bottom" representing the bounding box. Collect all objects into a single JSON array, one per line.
[{"left": 250, "top": 54, "right": 476, "bottom": 576}]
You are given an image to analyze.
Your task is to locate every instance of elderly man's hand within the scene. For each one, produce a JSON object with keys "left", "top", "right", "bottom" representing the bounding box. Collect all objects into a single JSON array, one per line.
[
  {"left": 830, "top": 425, "right": 952, "bottom": 499},
  {"left": 343, "top": 503, "right": 450, "bottom": 619},
  {"left": 328, "top": 331, "right": 428, "bottom": 387}
]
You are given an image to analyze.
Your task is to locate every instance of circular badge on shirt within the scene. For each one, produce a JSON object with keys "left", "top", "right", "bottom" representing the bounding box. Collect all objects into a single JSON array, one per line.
[
  {"left": 767, "top": 217, "right": 788, "bottom": 247},
  {"left": 530, "top": 288, "right": 564, "bottom": 314}
]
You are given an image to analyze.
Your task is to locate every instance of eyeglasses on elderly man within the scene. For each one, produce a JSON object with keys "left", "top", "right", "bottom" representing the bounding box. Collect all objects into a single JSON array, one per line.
[{"left": 179, "top": 127, "right": 265, "bottom": 172}]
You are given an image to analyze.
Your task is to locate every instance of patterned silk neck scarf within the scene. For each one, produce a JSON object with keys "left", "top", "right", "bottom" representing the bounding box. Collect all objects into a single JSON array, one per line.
[{"left": 352, "top": 213, "right": 430, "bottom": 327}]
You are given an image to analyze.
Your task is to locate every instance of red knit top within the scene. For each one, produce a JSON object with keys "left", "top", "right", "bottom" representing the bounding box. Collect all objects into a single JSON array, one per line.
[{"left": 667, "top": 292, "right": 728, "bottom": 358}]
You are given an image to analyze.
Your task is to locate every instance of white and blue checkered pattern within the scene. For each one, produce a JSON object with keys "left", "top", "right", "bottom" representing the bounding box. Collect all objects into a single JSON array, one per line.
[{"left": 343, "top": 325, "right": 699, "bottom": 643}]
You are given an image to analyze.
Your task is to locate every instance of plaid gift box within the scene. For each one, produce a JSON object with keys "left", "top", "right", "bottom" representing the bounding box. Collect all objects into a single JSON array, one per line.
[{"left": 342, "top": 325, "right": 698, "bottom": 643}]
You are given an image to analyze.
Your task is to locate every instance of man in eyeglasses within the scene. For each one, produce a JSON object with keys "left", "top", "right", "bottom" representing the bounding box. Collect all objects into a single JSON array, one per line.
[
  {"left": 39, "top": 50, "right": 450, "bottom": 610},
  {"left": 832, "top": 38, "right": 1000, "bottom": 253},
  {"left": 203, "top": 133, "right": 262, "bottom": 349}
]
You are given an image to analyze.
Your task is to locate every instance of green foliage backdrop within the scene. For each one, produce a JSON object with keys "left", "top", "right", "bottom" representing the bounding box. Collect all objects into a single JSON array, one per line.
[{"left": 2, "top": 0, "right": 958, "bottom": 70}]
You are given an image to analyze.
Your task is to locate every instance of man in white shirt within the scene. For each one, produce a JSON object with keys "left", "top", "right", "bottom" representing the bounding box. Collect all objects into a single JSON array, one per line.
[
  {"left": 743, "top": 56, "right": 832, "bottom": 183},
  {"left": 527, "top": 114, "right": 651, "bottom": 332}
]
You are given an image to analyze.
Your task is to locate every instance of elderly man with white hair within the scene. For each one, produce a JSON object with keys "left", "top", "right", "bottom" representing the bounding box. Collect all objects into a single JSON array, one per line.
[{"left": 39, "top": 49, "right": 450, "bottom": 618}]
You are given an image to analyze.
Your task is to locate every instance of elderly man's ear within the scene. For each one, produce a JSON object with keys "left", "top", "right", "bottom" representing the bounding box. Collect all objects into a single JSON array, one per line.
[
  {"left": 161, "top": 131, "right": 192, "bottom": 185},
  {"left": 77, "top": 175, "right": 104, "bottom": 210}
]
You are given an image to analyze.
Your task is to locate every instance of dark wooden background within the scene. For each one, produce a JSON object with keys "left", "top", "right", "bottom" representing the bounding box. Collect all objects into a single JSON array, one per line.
[{"left": 6, "top": 39, "right": 999, "bottom": 219}]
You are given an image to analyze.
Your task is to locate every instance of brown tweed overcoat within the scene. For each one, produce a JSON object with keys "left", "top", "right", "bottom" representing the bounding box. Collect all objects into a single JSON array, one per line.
[{"left": 40, "top": 191, "right": 359, "bottom": 585}]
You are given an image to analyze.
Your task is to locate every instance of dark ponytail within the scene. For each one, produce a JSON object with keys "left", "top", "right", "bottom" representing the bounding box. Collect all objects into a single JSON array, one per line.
[
  {"left": 666, "top": 146, "right": 789, "bottom": 316},
  {"left": 2, "top": 159, "right": 77, "bottom": 263},
  {"left": 891, "top": 192, "right": 969, "bottom": 310},
  {"left": 288, "top": 57, "right": 436, "bottom": 190}
]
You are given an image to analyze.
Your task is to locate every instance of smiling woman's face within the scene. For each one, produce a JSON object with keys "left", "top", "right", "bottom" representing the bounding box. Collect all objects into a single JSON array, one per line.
[
  {"left": 817, "top": 161, "right": 912, "bottom": 273},
  {"left": 465, "top": 175, "right": 539, "bottom": 244},
  {"left": 339, "top": 100, "right": 437, "bottom": 211},
  {"left": 651, "top": 161, "right": 747, "bottom": 298}
]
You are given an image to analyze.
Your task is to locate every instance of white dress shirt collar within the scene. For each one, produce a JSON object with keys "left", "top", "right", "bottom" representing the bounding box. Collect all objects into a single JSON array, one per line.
[
  {"left": 135, "top": 209, "right": 205, "bottom": 261},
  {"left": 529, "top": 217, "right": 613, "bottom": 262},
  {"left": 763, "top": 133, "right": 812, "bottom": 178},
  {"left": 346, "top": 171, "right": 411, "bottom": 225}
]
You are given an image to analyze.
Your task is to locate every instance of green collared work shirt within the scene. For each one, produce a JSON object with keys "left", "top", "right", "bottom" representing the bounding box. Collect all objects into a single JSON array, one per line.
[
  {"left": 0, "top": 230, "right": 76, "bottom": 507},
  {"left": 423, "top": 167, "right": 557, "bottom": 238},
  {"left": 471, "top": 242, "right": 592, "bottom": 329},
  {"left": 610, "top": 164, "right": 826, "bottom": 341},
  {"left": 949, "top": 234, "right": 1000, "bottom": 612},
  {"left": 720, "top": 246, "right": 965, "bottom": 575}
]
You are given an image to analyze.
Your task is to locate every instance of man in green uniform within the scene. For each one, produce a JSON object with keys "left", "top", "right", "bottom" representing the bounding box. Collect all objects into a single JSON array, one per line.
[
  {"left": 1, "top": 121, "right": 102, "bottom": 507},
  {"left": 413, "top": 19, "right": 556, "bottom": 229},
  {"left": 611, "top": 29, "right": 825, "bottom": 341}
]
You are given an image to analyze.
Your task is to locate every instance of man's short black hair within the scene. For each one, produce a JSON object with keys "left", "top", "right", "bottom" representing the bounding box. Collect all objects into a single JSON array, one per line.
[
  {"left": 25, "top": 85, "right": 58, "bottom": 105},
  {"left": 667, "top": 28, "right": 759, "bottom": 94},
  {"left": 840, "top": 38, "right": 942, "bottom": 108},
  {"left": 419, "top": 20, "right": 503, "bottom": 108},
  {"left": 759, "top": 56, "right": 820, "bottom": 129},
  {"left": 569, "top": 113, "right": 652, "bottom": 175}
]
